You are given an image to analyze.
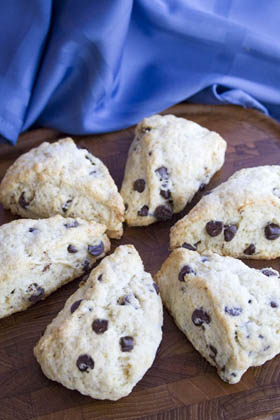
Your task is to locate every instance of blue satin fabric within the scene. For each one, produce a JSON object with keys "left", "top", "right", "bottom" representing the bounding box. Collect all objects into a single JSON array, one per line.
[{"left": 1, "top": 0, "right": 280, "bottom": 144}]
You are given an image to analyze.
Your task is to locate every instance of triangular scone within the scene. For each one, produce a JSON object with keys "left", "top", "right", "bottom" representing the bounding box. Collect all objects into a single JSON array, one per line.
[
  {"left": 120, "top": 114, "right": 226, "bottom": 226},
  {"left": 171, "top": 166, "right": 280, "bottom": 259},
  {"left": 34, "top": 245, "right": 163, "bottom": 401},
  {"left": 156, "top": 248, "right": 280, "bottom": 384},
  {"left": 0, "top": 138, "right": 124, "bottom": 238},
  {"left": 0, "top": 215, "right": 110, "bottom": 319}
]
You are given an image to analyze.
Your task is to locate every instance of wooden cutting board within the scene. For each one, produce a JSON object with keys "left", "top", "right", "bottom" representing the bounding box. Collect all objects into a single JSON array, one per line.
[{"left": 1, "top": 104, "right": 280, "bottom": 420}]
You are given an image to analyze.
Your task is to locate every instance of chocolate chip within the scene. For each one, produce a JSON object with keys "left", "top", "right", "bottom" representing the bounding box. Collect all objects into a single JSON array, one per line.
[
  {"left": 138, "top": 205, "right": 149, "bottom": 217},
  {"left": 64, "top": 220, "right": 79, "bottom": 228},
  {"left": 259, "top": 334, "right": 264, "bottom": 339},
  {"left": 85, "top": 154, "right": 96, "bottom": 165},
  {"left": 124, "top": 203, "right": 128, "bottom": 211},
  {"left": 265, "top": 223, "right": 280, "bottom": 240},
  {"left": 97, "top": 274, "right": 103, "bottom": 282},
  {"left": 270, "top": 301, "right": 278, "bottom": 308},
  {"left": 248, "top": 300, "right": 252, "bottom": 304},
  {"left": 88, "top": 241, "right": 104, "bottom": 256},
  {"left": 120, "top": 336, "right": 134, "bottom": 352},
  {"left": 141, "top": 126, "right": 152, "bottom": 133},
  {"left": 231, "top": 372, "right": 237, "bottom": 377},
  {"left": 89, "top": 170, "right": 97, "bottom": 175},
  {"left": 154, "top": 205, "right": 172, "bottom": 221},
  {"left": 148, "top": 151, "right": 152, "bottom": 156},
  {"left": 19, "top": 192, "right": 29, "bottom": 209},
  {"left": 71, "top": 299, "right": 83, "bottom": 313},
  {"left": 244, "top": 244, "right": 256, "bottom": 255},
  {"left": 67, "top": 244, "right": 78, "bottom": 253},
  {"left": 225, "top": 306, "right": 242, "bottom": 316},
  {"left": 206, "top": 221, "right": 223, "bottom": 237},
  {"left": 221, "top": 366, "right": 226, "bottom": 373},
  {"left": 199, "top": 183, "right": 206, "bottom": 191},
  {"left": 76, "top": 354, "right": 94, "bottom": 372},
  {"left": 155, "top": 166, "right": 169, "bottom": 181},
  {"left": 28, "top": 283, "right": 45, "bottom": 303},
  {"left": 62, "top": 199, "right": 72, "bottom": 213},
  {"left": 182, "top": 243, "right": 197, "bottom": 251},
  {"left": 262, "top": 269, "right": 277, "bottom": 277},
  {"left": 10, "top": 289, "right": 15, "bottom": 294},
  {"left": 201, "top": 256, "right": 210, "bottom": 263},
  {"left": 29, "top": 227, "right": 38, "bottom": 233},
  {"left": 160, "top": 189, "right": 171, "bottom": 199},
  {"left": 264, "top": 345, "right": 271, "bottom": 351},
  {"left": 192, "top": 308, "right": 211, "bottom": 326},
  {"left": 43, "top": 264, "right": 51, "bottom": 272},
  {"left": 92, "top": 319, "right": 108, "bottom": 334},
  {"left": 179, "top": 265, "right": 196, "bottom": 281},
  {"left": 133, "top": 179, "right": 146, "bottom": 193},
  {"left": 153, "top": 282, "right": 160, "bottom": 294},
  {"left": 224, "top": 224, "right": 238, "bottom": 242},
  {"left": 118, "top": 295, "right": 131, "bottom": 305},
  {"left": 209, "top": 345, "right": 217, "bottom": 360},
  {"left": 82, "top": 259, "right": 91, "bottom": 272}
]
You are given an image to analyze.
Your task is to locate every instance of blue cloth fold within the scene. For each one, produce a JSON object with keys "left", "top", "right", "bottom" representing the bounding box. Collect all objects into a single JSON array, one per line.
[
  {"left": 1, "top": 0, "right": 280, "bottom": 145},
  {"left": 189, "top": 85, "right": 270, "bottom": 115}
]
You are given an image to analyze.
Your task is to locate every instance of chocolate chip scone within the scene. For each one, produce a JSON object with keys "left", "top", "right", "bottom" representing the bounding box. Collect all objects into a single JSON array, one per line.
[
  {"left": 120, "top": 114, "right": 226, "bottom": 226},
  {"left": 0, "top": 138, "right": 124, "bottom": 238},
  {"left": 0, "top": 215, "right": 110, "bottom": 319},
  {"left": 34, "top": 245, "right": 163, "bottom": 400},
  {"left": 156, "top": 248, "right": 280, "bottom": 384},
  {"left": 171, "top": 166, "right": 280, "bottom": 259}
]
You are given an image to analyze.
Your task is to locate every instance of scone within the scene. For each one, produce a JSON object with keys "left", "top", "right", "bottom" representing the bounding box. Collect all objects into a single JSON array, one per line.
[
  {"left": 120, "top": 114, "right": 226, "bottom": 226},
  {"left": 171, "top": 166, "right": 280, "bottom": 259},
  {"left": 155, "top": 248, "right": 280, "bottom": 384},
  {"left": 0, "top": 138, "right": 124, "bottom": 238},
  {"left": 34, "top": 245, "right": 163, "bottom": 401},
  {"left": 0, "top": 215, "right": 110, "bottom": 319}
]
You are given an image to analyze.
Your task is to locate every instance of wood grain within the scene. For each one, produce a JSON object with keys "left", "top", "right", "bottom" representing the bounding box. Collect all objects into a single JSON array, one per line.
[{"left": 1, "top": 104, "right": 280, "bottom": 420}]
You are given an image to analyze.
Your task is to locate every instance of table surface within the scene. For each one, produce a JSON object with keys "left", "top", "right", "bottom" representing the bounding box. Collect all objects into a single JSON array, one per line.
[{"left": 1, "top": 104, "right": 280, "bottom": 420}]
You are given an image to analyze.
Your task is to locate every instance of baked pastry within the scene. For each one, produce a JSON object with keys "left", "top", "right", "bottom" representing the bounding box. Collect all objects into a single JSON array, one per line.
[
  {"left": 155, "top": 248, "right": 280, "bottom": 384},
  {"left": 0, "top": 138, "right": 124, "bottom": 238},
  {"left": 120, "top": 114, "right": 226, "bottom": 226},
  {"left": 170, "top": 166, "right": 280, "bottom": 259},
  {"left": 0, "top": 215, "right": 110, "bottom": 319},
  {"left": 34, "top": 245, "right": 163, "bottom": 400}
]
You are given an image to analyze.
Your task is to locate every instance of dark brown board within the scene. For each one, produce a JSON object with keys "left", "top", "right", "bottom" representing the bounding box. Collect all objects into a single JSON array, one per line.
[{"left": 1, "top": 104, "right": 280, "bottom": 420}]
